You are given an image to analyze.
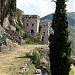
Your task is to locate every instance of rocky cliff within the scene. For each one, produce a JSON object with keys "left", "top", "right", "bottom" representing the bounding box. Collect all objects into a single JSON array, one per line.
[
  {"left": 0, "top": 0, "right": 24, "bottom": 47},
  {"left": 0, "top": 0, "right": 16, "bottom": 25}
]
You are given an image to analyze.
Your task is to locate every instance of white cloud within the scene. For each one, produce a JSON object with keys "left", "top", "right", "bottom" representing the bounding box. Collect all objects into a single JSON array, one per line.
[
  {"left": 17, "top": 0, "right": 56, "bottom": 17},
  {"left": 17, "top": 0, "right": 74, "bottom": 17},
  {"left": 66, "top": 0, "right": 75, "bottom": 12}
]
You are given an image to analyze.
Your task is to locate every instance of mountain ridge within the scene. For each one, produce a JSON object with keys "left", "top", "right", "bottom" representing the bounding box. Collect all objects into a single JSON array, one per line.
[
  {"left": 41, "top": 12, "right": 75, "bottom": 27},
  {"left": 41, "top": 12, "right": 75, "bottom": 56}
]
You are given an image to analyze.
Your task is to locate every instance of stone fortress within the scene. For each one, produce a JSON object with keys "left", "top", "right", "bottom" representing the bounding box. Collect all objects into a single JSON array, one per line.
[
  {"left": 22, "top": 15, "right": 40, "bottom": 37},
  {"left": 18, "top": 9, "right": 52, "bottom": 44}
]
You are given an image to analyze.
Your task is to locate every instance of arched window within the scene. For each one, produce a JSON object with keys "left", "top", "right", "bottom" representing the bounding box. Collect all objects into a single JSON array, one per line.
[
  {"left": 31, "top": 30, "right": 34, "bottom": 35},
  {"left": 42, "top": 36, "right": 44, "bottom": 41},
  {"left": 39, "top": 26, "right": 42, "bottom": 33},
  {"left": 32, "top": 23, "right": 34, "bottom": 26},
  {"left": 26, "top": 23, "right": 28, "bottom": 26}
]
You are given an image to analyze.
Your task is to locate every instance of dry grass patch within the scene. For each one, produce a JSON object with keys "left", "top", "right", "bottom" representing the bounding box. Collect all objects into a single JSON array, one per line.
[
  {"left": 0, "top": 44, "right": 48, "bottom": 75},
  {"left": 69, "top": 64, "right": 75, "bottom": 75}
]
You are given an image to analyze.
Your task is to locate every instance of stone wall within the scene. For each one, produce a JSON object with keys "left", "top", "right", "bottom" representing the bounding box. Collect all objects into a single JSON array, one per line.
[
  {"left": 39, "top": 22, "right": 51, "bottom": 44},
  {"left": 22, "top": 14, "right": 52, "bottom": 44},
  {"left": 0, "top": 0, "right": 23, "bottom": 45},
  {"left": 0, "top": 0, "right": 52, "bottom": 45},
  {"left": 22, "top": 15, "right": 40, "bottom": 37}
]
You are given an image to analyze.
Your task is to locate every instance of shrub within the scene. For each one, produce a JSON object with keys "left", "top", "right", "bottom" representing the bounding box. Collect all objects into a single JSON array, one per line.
[
  {"left": 0, "top": 33, "right": 7, "bottom": 45},
  {"left": 31, "top": 51, "right": 40, "bottom": 64}
]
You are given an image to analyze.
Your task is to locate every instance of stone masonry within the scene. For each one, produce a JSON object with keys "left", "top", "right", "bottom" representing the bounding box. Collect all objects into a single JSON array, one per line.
[
  {"left": 22, "top": 15, "right": 40, "bottom": 37},
  {"left": 22, "top": 15, "right": 52, "bottom": 45},
  {"left": 40, "top": 22, "right": 51, "bottom": 44}
]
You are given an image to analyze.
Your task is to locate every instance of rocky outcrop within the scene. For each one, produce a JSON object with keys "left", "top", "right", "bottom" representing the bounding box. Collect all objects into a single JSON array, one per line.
[
  {"left": 5, "top": 29, "right": 23, "bottom": 45},
  {"left": 17, "top": 8, "right": 24, "bottom": 20},
  {"left": 0, "top": 0, "right": 6, "bottom": 25},
  {"left": 0, "top": 0, "right": 16, "bottom": 25},
  {"left": 0, "top": 0, "right": 23, "bottom": 46}
]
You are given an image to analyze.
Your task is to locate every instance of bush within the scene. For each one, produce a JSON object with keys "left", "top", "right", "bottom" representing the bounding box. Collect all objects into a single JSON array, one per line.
[
  {"left": 23, "top": 33, "right": 29, "bottom": 40},
  {"left": 0, "top": 33, "right": 7, "bottom": 45},
  {"left": 31, "top": 51, "right": 40, "bottom": 64},
  {"left": 40, "top": 51, "right": 46, "bottom": 57},
  {"left": 24, "top": 38, "right": 41, "bottom": 44}
]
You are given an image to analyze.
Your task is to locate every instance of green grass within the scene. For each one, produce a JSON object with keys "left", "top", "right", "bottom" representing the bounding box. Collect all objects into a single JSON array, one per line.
[
  {"left": 69, "top": 64, "right": 75, "bottom": 75},
  {"left": 24, "top": 38, "right": 42, "bottom": 44},
  {"left": 22, "top": 33, "right": 42, "bottom": 44}
]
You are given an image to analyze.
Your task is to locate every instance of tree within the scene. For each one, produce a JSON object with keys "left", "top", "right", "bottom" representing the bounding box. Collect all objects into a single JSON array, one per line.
[
  {"left": 49, "top": 0, "right": 72, "bottom": 75},
  {"left": 31, "top": 51, "right": 40, "bottom": 64},
  {"left": 10, "top": 0, "right": 16, "bottom": 16}
]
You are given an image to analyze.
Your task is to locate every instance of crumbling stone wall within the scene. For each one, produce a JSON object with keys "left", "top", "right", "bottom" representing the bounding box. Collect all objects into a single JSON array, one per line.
[{"left": 22, "top": 15, "right": 40, "bottom": 37}]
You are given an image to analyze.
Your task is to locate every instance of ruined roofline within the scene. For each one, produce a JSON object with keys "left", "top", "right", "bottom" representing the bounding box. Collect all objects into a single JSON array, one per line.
[
  {"left": 22, "top": 14, "right": 40, "bottom": 19},
  {"left": 40, "top": 21, "right": 51, "bottom": 26}
]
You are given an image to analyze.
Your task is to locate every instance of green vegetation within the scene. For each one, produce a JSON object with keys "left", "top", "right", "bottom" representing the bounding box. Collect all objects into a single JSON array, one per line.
[
  {"left": 25, "top": 38, "right": 41, "bottom": 44},
  {"left": 5, "top": 0, "right": 16, "bottom": 16},
  {"left": 23, "top": 33, "right": 42, "bottom": 44},
  {"left": 24, "top": 64, "right": 36, "bottom": 75},
  {"left": 0, "top": 33, "right": 7, "bottom": 45},
  {"left": 10, "top": 0, "right": 16, "bottom": 16},
  {"left": 49, "top": 0, "right": 72, "bottom": 75},
  {"left": 15, "top": 14, "right": 23, "bottom": 32},
  {"left": 40, "top": 51, "right": 46, "bottom": 57},
  {"left": 31, "top": 50, "right": 40, "bottom": 64},
  {"left": 69, "top": 26, "right": 75, "bottom": 56},
  {"left": 0, "top": 44, "right": 46, "bottom": 75},
  {"left": 15, "top": 23, "right": 22, "bottom": 32},
  {"left": 41, "top": 12, "right": 75, "bottom": 27}
]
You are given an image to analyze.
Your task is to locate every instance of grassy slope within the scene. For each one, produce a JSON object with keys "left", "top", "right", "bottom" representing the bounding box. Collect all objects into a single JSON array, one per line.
[
  {"left": 0, "top": 42, "right": 75, "bottom": 75},
  {"left": 0, "top": 44, "right": 48, "bottom": 75}
]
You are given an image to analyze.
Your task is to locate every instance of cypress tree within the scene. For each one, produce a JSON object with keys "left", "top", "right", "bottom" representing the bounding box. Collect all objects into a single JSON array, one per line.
[{"left": 49, "top": 0, "right": 72, "bottom": 75}]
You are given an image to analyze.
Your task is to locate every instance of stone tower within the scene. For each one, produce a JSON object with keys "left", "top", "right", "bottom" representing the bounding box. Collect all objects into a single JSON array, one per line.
[
  {"left": 39, "top": 22, "right": 52, "bottom": 44},
  {"left": 22, "top": 15, "right": 40, "bottom": 36}
]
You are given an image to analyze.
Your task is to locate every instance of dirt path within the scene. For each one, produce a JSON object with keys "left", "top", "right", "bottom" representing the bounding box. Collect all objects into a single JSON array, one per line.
[{"left": 0, "top": 44, "right": 48, "bottom": 75}]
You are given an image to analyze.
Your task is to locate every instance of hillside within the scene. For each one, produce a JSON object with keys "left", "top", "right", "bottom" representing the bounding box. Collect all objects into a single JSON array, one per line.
[
  {"left": 41, "top": 12, "right": 75, "bottom": 26},
  {"left": 0, "top": 0, "right": 25, "bottom": 48},
  {"left": 67, "top": 12, "right": 75, "bottom": 20},
  {"left": 69, "top": 26, "right": 75, "bottom": 56},
  {"left": 0, "top": 0, "right": 43, "bottom": 47},
  {"left": 41, "top": 12, "right": 75, "bottom": 56},
  {"left": 0, "top": 44, "right": 47, "bottom": 75}
]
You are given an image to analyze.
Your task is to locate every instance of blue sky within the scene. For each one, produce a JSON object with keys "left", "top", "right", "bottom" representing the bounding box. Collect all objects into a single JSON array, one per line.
[{"left": 17, "top": 0, "right": 75, "bottom": 17}]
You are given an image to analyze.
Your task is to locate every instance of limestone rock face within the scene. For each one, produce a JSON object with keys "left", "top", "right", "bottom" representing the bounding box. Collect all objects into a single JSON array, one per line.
[
  {"left": 0, "top": 0, "right": 23, "bottom": 45},
  {"left": 0, "top": 0, "right": 16, "bottom": 25},
  {"left": 0, "top": 0, "right": 9, "bottom": 25},
  {"left": 5, "top": 29, "right": 22, "bottom": 45}
]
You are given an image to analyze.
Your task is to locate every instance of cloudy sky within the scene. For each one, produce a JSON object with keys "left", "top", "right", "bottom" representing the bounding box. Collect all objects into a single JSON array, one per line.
[{"left": 17, "top": 0, "right": 75, "bottom": 17}]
